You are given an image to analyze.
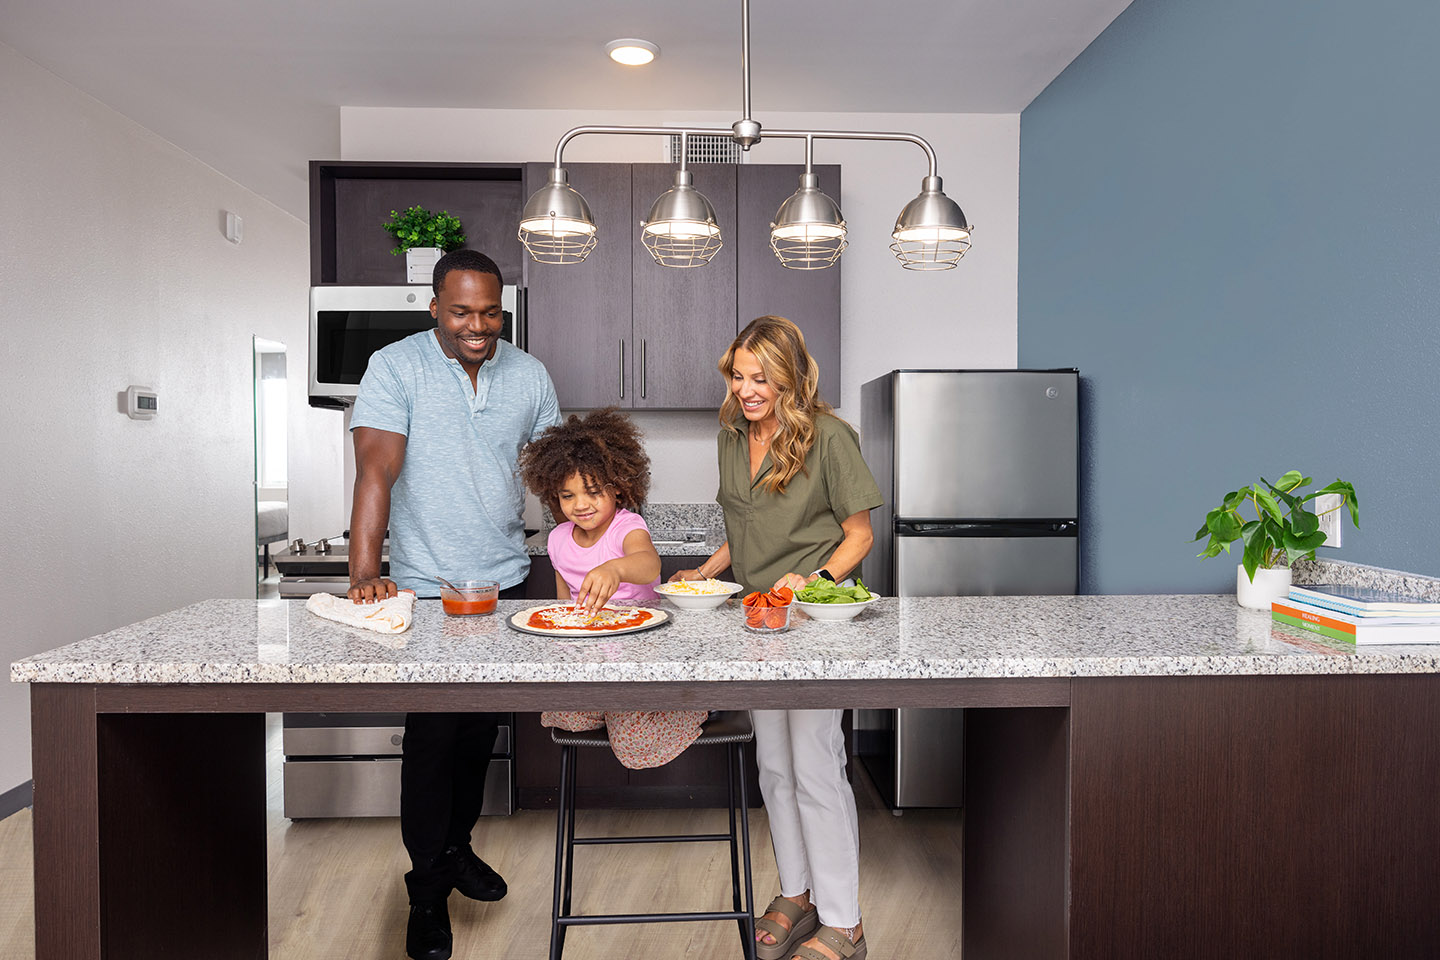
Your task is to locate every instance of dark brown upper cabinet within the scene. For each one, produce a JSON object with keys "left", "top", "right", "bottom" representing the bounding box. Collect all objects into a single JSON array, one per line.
[
  {"left": 521, "top": 162, "right": 635, "bottom": 410},
  {"left": 736, "top": 163, "right": 842, "bottom": 408},
  {"left": 309, "top": 162, "right": 526, "bottom": 287},
  {"left": 629, "top": 163, "right": 739, "bottom": 410}
]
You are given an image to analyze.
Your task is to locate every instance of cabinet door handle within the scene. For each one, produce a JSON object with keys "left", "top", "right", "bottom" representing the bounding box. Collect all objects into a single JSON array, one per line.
[
  {"left": 619, "top": 340, "right": 625, "bottom": 399},
  {"left": 641, "top": 339, "right": 647, "bottom": 399}
]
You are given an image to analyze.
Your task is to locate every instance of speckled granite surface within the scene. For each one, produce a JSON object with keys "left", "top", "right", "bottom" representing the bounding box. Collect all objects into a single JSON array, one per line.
[{"left": 14, "top": 591, "right": 1440, "bottom": 686}]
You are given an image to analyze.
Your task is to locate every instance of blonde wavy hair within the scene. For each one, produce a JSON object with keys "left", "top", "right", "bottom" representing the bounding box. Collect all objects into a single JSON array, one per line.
[{"left": 719, "top": 316, "right": 833, "bottom": 494}]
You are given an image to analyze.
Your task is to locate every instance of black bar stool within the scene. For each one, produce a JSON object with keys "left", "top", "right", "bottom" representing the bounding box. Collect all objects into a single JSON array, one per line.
[{"left": 548, "top": 711, "right": 758, "bottom": 960}]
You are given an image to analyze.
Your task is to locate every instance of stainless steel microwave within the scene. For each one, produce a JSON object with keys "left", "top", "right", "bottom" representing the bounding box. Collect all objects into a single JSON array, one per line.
[{"left": 308, "top": 284, "right": 524, "bottom": 406}]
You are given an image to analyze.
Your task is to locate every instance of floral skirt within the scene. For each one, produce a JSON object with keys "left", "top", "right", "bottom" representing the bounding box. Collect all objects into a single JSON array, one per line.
[{"left": 540, "top": 710, "right": 710, "bottom": 769}]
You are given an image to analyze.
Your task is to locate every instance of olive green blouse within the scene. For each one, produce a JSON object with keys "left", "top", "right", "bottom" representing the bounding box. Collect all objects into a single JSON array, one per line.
[{"left": 716, "top": 414, "right": 884, "bottom": 594}]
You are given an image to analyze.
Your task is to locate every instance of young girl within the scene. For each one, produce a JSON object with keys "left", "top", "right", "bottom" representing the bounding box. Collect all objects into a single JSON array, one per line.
[{"left": 518, "top": 407, "right": 708, "bottom": 769}]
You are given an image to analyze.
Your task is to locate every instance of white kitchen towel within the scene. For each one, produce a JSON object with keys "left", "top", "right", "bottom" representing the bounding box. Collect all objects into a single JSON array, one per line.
[{"left": 305, "top": 590, "right": 416, "bottom": 634}]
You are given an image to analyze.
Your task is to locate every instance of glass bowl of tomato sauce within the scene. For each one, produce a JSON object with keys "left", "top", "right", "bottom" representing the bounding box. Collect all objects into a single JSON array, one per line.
[{"left": 439, "top": 580, "right": 499, "bottom": 616}]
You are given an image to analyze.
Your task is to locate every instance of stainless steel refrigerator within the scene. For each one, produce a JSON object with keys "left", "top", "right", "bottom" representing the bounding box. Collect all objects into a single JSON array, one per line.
[{"left": 857, "top": 369, "right": 1079, "bottom": 808}]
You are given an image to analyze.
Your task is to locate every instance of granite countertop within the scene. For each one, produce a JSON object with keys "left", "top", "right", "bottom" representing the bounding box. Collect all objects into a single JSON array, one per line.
[{"left": 14, "top": 593, "right": 1440, "bottom": 686}]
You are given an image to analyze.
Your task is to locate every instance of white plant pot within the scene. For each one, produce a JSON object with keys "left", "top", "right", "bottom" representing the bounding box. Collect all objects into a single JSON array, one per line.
[
  {"left": 405, "top": 247, "right": 442, "bottom": 284},
  {"left": 1236, "top": 564, "right": 1292, "bottom": 610}
]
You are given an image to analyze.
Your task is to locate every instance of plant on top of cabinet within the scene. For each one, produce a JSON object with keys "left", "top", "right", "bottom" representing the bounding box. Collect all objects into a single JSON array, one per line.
[
  {"left": 381, "top": 205, "right": 466, "bottom": 255},
  {"left": 1192, "top": 471, "right": 1359, "bottom": 608},
  {"left": 382, "top": 205, "right": 466, "bottom": 283}
]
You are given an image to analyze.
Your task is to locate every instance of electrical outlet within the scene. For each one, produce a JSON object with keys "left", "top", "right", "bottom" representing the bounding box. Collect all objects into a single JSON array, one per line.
[{"left": 1315, "top": 493, "right": 1343, "bottom": 548}]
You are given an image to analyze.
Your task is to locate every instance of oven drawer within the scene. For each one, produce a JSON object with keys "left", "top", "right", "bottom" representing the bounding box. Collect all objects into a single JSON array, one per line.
[
  {"left": 283, "top": 757, "right": 513, "bottom": 819},
  {"left": 283, "top": 720, "right": 511, "bottom": 757}
]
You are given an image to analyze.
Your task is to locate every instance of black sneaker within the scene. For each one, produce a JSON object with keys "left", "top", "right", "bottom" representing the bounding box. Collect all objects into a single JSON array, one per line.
[
  {"left": 406, "top": 900, "right": 452, "bottom": 960},
  {"left": 444, "top": 844, "right": 508, "bottom": 901}
]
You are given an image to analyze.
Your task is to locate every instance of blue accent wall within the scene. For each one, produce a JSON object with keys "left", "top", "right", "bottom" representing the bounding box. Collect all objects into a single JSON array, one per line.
[{"left": 1019, "top": 0, "right": 1440, "bottom": 593}]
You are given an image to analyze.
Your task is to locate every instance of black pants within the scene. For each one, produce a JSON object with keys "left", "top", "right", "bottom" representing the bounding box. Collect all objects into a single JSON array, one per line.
[{"left": 400, "top": 583, "right": 527, "bottom": 903}]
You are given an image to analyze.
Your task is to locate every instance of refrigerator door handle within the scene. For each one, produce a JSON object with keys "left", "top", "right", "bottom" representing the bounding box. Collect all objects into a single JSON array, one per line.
[{"left": 894, "top": 520, "right": 1079, "bottom": 537}]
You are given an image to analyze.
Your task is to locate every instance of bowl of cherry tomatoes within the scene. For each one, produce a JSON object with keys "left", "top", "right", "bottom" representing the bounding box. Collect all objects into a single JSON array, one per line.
[{"left": 741, "top": 586, "right": 794, "bottom": 632}]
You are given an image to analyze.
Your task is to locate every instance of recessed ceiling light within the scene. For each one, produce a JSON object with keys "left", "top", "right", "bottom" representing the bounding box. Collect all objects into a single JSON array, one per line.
[{"left": 606, "top": 38, "right": 659, "bottom": 66}]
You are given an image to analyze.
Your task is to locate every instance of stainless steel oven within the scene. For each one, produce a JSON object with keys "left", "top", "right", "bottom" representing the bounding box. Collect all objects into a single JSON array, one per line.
[{"left": 282, "top": 713, "right": 514, "bottom": 819}]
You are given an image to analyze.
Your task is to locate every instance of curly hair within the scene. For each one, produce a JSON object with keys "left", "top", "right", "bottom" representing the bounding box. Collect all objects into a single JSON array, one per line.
[
  {"left": 518, "top": 407, "right": 651, "bottom": 520},
  {"left": 718, "top": 316, "right": 834, "bottom": 495}
]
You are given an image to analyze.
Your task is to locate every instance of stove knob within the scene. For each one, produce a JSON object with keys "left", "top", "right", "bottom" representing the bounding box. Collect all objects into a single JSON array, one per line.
[
  {"left": 290, "top": 538, "right": 307, "bottom": 555},
  {"left": 316, "top": 539, "right": 331, "bottom": 554}
]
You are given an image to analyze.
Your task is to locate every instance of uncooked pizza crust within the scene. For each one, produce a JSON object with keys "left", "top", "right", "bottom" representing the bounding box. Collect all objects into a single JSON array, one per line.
[{"left": 507, "top": 604, "right": 670, "bottom": 638}]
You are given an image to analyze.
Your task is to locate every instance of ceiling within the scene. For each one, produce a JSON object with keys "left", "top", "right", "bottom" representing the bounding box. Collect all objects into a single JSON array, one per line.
[{"left": 0, "top": 0, "right": 1134, "bottom": 220}]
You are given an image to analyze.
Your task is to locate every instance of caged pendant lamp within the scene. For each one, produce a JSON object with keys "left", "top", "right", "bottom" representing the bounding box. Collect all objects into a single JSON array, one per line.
[
  {"left": 518, "top": 0, "right": 973, "bottom": 271},
  {"left": 640, "top": 135, "right": 724, "bottom": 268},
  {"left": 517, "top": 167, "right": 598, "bottom": 265},
  {"left": 769, "top": 136, "right": 847, "bottom": 269}
]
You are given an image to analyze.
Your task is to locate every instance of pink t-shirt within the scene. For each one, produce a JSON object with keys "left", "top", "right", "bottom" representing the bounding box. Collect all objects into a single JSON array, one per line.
[{"left": 547, "top": 507, "right": 660, "bottom": 606}]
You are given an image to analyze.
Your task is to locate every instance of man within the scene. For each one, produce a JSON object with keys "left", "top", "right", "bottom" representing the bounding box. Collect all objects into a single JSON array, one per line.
[{"left": 348, "top": 248, "right": 560, "bottom": 960}]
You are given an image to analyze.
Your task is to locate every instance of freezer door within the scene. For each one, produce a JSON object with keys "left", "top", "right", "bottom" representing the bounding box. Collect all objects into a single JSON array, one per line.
[
  {"left": 894, "top": 534, "right": 1078, "bottom": 596},
  {"left": 893, "top": 371, "right": 1077, "bottom": 520}
]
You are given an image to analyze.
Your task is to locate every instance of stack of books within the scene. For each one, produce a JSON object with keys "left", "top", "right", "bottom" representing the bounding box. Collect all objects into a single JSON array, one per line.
[{"left": 1272, "top": 584, "right": 1440, "bottom": 645}]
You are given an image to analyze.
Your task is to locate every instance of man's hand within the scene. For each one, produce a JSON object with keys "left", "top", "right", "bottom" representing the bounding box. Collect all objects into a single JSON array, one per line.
[
  {"left": 348, "top": 578, "right": 398, "bottom": 604},
  {"left": 576, "top": 562, "right": 622, "bottom": 613},
  {"left": 668, "top": 568, "right": 703, "bottom": 583}
]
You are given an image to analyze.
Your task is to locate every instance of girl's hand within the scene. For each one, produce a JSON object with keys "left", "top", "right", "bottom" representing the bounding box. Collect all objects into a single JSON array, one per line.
[
  {"left": 773, "top": 572, "right": 810, "bottom": 593},
  {"left": 668, "top": 568, "right": 703, "bottom": 582},
  {"left": 577, "top": 562, "right": 623, "bottom": 613}
]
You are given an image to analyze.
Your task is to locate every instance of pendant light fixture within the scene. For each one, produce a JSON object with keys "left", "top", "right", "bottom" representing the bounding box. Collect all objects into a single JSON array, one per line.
[
  {"left": 769, "top": 135, "right": 847, "bottom": 269},
  {"left": 640, "top": 133, "right": 724, "bottom": 268},
  {"left": 518, "top": 0, "right": 972, "bottom": 271},
  {"left": 517, "top": 167, "right": 598, "bottom": 264}
]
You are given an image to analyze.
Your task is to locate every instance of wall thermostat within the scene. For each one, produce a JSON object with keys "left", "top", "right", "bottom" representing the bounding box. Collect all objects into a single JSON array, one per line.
[{"left": 125, "top": 386, "right": 158, "bottom": 420}]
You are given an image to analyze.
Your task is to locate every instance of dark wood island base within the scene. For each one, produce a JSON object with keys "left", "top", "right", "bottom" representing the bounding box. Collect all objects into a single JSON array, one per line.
[{"left": 30, "top": 673, "right": 1440, "bottom": 959}]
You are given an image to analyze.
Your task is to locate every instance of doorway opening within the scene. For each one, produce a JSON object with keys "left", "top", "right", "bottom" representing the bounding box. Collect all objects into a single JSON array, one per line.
[{"left": 254, "top": 337, "right": 288, "bottom": 595}]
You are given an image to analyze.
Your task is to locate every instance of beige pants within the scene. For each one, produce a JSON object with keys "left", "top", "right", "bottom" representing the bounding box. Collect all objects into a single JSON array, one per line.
[{"left": 752, "top": 709, "right": 861, "bottom": 928}]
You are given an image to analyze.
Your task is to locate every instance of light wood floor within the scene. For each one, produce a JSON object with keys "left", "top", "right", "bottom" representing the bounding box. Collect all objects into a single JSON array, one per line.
[{"left": 0, "top": 717, "right": 963, "bottom": 959}]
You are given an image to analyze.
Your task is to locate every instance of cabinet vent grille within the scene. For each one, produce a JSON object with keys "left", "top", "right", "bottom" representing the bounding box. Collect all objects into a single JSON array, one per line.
[{"left": 667, "top": 134, "right": 744, "bottom": 164}]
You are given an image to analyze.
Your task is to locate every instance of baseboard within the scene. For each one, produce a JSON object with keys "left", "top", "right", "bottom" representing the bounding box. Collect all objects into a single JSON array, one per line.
[{"left": 0, "top": 779, "right": 32, "bottom": 819}]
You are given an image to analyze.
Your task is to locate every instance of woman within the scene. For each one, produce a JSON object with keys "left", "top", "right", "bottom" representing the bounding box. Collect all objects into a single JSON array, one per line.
[{"left": 671, "top": 316, "right": 882, "bottom": 960}]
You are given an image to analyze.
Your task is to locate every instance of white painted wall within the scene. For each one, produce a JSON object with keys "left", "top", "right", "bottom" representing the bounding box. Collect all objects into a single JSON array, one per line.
[
  {"left": 0, "top": 43, "right": 345, "bottom": 794},
  {"left": 341, "top": 106, "right": 1019, "bottom": 506}
]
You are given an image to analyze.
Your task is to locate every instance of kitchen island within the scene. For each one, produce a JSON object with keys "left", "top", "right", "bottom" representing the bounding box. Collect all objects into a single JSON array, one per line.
[{"left": 14, "top": 588, "right": 1440, "bottom": 960}]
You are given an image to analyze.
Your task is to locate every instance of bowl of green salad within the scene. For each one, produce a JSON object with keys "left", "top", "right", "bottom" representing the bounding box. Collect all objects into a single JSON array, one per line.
[{"left": 792, "top": 578, "right": 879, "bottom": 621}]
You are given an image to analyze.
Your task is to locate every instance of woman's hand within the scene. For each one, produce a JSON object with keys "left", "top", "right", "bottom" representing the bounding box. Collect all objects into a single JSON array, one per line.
[
  {"left": 577, "top": 562, "right": 623, "bottom": 613},
  {"left": 668, "top": 568, "right": 704, "bottom": 583},
  {"left": 773, "top": 572, "right": 813, "bottom": 593}
]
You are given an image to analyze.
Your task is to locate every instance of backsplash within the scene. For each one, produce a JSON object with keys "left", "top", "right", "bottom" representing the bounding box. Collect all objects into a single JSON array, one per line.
[
  {"left": 1294, "top": 558, "right": 1440, "bottom": 602},
  {"left": 537, "top": 501, "right": 724, "bottom": 540}
]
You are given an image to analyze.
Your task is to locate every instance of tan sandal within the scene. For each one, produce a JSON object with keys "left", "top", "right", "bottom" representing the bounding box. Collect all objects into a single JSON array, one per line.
[
  {"left": 755, "top": 895, "right": 819, "bottom": 960},
  {"left": 790, "top": 924, "right": 867, "bottom": 960}
]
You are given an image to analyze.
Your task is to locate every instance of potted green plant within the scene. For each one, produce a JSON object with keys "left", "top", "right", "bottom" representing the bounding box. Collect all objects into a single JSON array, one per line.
[
  {"left": 381, "top": 206, "right": 467, "bottom": 283},
  {"left": 1192, "top": 471, "right": 1359, "bottom": 609}
]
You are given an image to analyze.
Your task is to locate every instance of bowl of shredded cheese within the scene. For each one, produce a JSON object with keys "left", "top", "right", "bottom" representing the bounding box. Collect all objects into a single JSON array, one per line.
[{"left": 654, "top": 579, "right": 745, "bottom": 610}]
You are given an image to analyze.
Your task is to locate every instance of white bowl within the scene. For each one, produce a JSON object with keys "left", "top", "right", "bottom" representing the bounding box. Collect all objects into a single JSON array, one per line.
[
  {"left": 793, "top": 595, "right": 881, "bottom": 621},
  {"left": 654, "top": 580, "right": 744, "bottom": 611}
]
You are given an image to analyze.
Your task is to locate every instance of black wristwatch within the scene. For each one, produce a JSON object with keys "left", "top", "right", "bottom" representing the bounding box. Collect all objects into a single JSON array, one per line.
[{"left": 813, "top": 568, "right": 835, "bottom": 583}]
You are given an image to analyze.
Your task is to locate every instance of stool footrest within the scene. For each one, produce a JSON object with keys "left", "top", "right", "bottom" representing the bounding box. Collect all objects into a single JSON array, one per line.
[
  {"left": 559, "top": 910, "right": 752, "bottom": 927},
  {"left": 572, "top": 833, "right": 733, "bottom": 846}
]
